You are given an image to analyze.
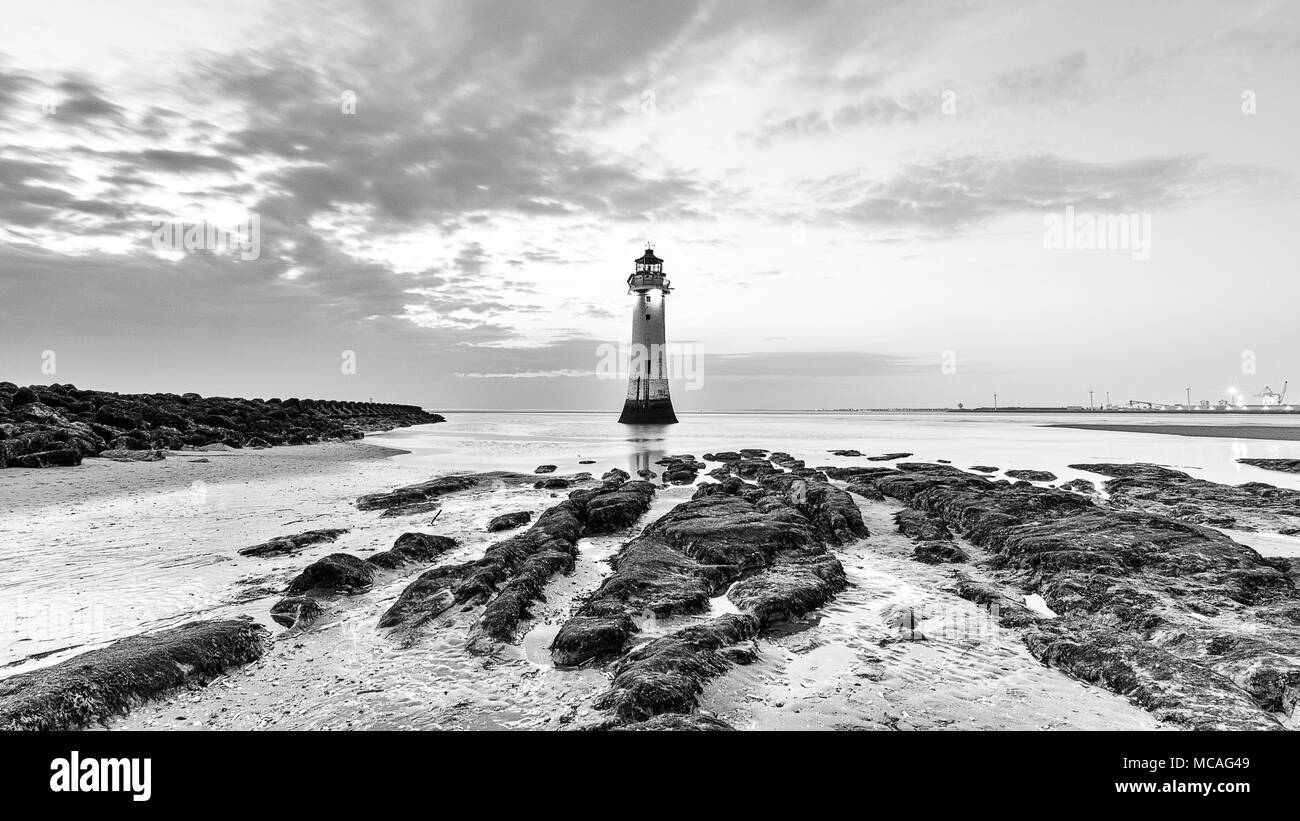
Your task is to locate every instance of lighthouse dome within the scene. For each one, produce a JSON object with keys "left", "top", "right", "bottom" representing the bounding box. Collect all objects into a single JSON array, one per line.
[{"left": 635, "top": 248, "right": 663, "bottom": 273}]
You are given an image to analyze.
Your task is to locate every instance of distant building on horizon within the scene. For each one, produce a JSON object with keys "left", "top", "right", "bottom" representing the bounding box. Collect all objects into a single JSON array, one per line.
[{"left": 618, "top": 245, "right": 678, "bottom": 425}]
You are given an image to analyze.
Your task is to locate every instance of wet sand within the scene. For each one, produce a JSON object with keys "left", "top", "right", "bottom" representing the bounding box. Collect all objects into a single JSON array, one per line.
[
  {"left": 0, "top": 441, "right": 434, "bottom": 672},
  {"left": 0, "top": 440, "right": 410, "bottom": 507},
  {"left": 1049, "top": 423, "right": 1300, "bottom": 441}
]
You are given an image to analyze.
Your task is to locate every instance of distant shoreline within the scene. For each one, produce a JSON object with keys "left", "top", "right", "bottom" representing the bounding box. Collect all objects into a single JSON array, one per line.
[{"left": 1048, "top": 423, "right": 1300, "bottom": 441}]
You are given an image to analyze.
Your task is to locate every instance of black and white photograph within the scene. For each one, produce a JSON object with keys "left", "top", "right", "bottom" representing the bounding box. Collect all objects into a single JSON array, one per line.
[{"left": 0, "top": 0, "right": 1295, "bottom": 803}]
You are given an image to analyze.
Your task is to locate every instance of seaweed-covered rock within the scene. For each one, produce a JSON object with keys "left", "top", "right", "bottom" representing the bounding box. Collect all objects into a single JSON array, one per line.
[
  {"left": 379, "top": 479, "right": 657, "bottom": 651},
  {"left": 1005, "top": 469, "right": 1057, "bottom": 482},
  {"left": 487, "top": 511, "right": 533, "bottom": 532},
  {"left": 376, "top": 563, "right": 475, "bottom": 629},
  {"left": 365, "top": 533, "right": 457, "bottom": 569},
  {"left": 0, "top": 619, "right": 269, "bottom": 730},
  {"left": 819, "top": 465, "right": 895, "bottom": 482},
  {"left": 1072, "top": 462, "right": 1300, "bottom": 535},
  {"left": 612, "top": 713, "right": 735, "bottom": 731},
  {"left": 552, "top": 480, "right": 850, "bottom": 674},
  {"left": 285, "top": 553, "right": 375, "bottom": 595},
  {"left": 894, "top": 509, "right": 950, "bottom": 541},
  {"left": 870, "top": 461, "right": 1300, "bottom": 729},
  {"left": 1059, "top": 478, "right": 1096, "bottom": 494},
  {"left": 356, "top": 474, "right": 480, "bottom": 511},
  {"left": 912, "top": 542, "right": 969, "bottom": 564},
  {"left": 759, "top": 473, "right": 870, "bottom": 545},
  {"left": 595, "top": 614, "right": 759, "bottom": 723},
  {"left": 239, "top": 528, "right": 349, "bottom": 557},
  {"left": 846, "top": 481, "right": 885, "bottom": 501}
]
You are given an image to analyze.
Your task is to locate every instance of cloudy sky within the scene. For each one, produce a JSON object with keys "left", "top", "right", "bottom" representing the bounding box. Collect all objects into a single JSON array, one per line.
[{"left": 1, "top": 0, "right": 1296, "bottom": 410}]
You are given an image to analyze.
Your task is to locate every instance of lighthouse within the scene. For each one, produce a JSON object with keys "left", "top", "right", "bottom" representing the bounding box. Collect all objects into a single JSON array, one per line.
[{"left": 618, "top": 245, "right": 678, "bottom": 424}]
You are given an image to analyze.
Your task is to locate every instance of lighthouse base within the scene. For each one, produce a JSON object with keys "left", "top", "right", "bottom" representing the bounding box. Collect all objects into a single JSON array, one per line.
[{"left": 618, "top": 398, "right": 678, "bottom": 425}]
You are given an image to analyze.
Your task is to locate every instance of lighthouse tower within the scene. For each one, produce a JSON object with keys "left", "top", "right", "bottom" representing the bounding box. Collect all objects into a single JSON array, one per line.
[{"left": 618, "top": 245, "right": 678, "bottom": 424}]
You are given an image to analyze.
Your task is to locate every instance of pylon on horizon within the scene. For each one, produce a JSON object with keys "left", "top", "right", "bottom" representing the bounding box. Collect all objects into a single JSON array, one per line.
[{"left": 618, "top": 245, "right": 678, "bottom": 425}]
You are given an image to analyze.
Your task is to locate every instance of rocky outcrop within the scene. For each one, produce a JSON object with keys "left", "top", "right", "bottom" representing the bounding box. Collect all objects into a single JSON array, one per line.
[
  {"left": 0, "top": 381, "right": 443, "bottom": 468},
  {"left": 557, "top": 477, "right": 856, "bottom": 726},
  {"left": 819, "top": 465, "right": 895, "bottom": 482},
  {"left": 1072, "top": 462, "right": 1300, "bottom": 534},
  {"left": 846, "top": 481, "right": 885, "bottom": 501},
  {"left": 867, "top": 462, "right": 1299, "bottom": 729},
  {"left": 273, "top": 533, "right": 457, "bottom": 631},
  {"left": 239, "top": 528, "right": 349, "bottom": 557},
  {"left": 596, "top": 614, "right": 759, "bottom": 723},
  {"left": 867, "top": 452, "right": 913, "bottom": 461},
  {"left": 357, "top": 471, "right": 577, "bottom": 514},
  {"left": 550, "top": 491, "right": 817, "bottom": 667},
  {"left": 376, "top": 563, "right": 475, "bottom": 629},
  {"left": 894, "top": 509, "right": 967, "bottom": 563},
  {"left": 0, "top": 619, "right": 269, "bottom": 730},
  {"left": 912, "top": 542, "right": 969, "bottom": 564},
  {"left": 758, "top": 472, "right": 870, "bottom": 545},
  {"left": 894, "top": 509, "right": 950, "bottom": 541},
  {"left": 658, "top": 455, "right": 706, "bottom": 484},
  {"left": 377, "top": 478, "right": 657, "bottom": 651}
]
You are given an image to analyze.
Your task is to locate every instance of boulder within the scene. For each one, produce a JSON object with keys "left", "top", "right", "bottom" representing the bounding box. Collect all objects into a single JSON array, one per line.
[
  {"left": 285, "top": 553, "right": 375, "bottom": 595},
  {"left": 1004, "top": 469, "right": 1057, "bottom": 482},
  {"left": 269, "top": 596, "right": 324, "bottom": 630},
  {"left": 488, "top": 511, "right": 533, "bottom": 532}
]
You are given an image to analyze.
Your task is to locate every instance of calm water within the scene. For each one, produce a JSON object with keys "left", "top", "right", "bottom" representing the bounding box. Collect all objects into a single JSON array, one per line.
[
  {"left": 4, "top": 411, "right": 1300, "bottom": 671},
  {"left": 374, "top": 410, "right": 1300, "bottom": 488}
]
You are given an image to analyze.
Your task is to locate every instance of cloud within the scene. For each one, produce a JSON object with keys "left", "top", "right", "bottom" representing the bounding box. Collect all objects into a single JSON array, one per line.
[
  {"left": 989, "top": 51, "right": 1090, "bottom": 108},
  {"left": 806, "top": 153, "right": 1263, "bottom": 233}
]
